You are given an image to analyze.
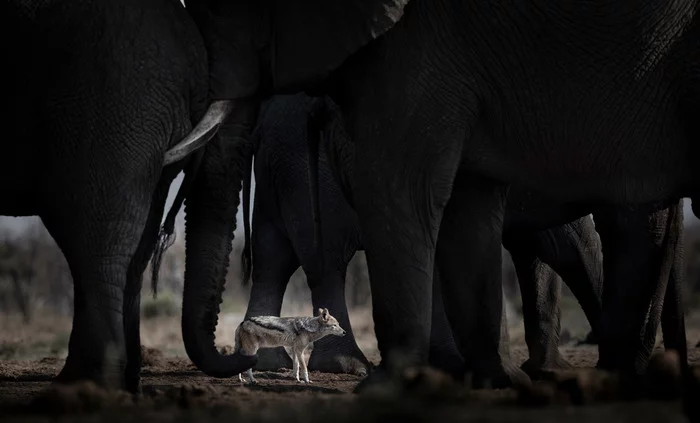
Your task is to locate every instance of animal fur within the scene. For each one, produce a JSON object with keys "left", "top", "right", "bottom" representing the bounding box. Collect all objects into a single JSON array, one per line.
[{"left": 234, "top": 308, "right": 346, "bottom": 383}]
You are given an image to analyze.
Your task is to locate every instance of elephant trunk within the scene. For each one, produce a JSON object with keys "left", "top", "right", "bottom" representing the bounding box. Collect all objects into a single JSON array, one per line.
[{"left": 181, "top": 99, "right": 259, "bottom": 377}]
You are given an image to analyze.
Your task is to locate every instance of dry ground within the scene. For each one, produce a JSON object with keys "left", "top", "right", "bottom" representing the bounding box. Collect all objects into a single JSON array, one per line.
[{"left": 1, "top": 308, "right": 699, "bottom": 422}]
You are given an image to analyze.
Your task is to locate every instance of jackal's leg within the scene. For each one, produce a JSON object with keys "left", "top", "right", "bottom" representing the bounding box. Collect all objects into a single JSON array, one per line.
[
  {"left": 299, "top": 348, "right": 312, "bottom": 383},
  {"left": 292, "top": 349, "right": 301, "bottom": 382},
  {"left": 236, "top": 338, "right": 258, "bottom": 384},
  {"left": 246, "top": 368, "right": 257, "bottom": 384}
]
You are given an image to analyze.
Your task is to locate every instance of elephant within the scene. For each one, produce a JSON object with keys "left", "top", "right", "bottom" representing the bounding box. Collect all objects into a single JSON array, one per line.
[
  {"left": 3, "top": 0, "right": 255, "bottom": 392},
  {"left": 240, "top": 94, "right": 606, "bottom": 380},
  {"left": 178, "top": 0, "right": 696, "bottom": 387},
  {"left": 313, "top": 94, "right": 688, "bottom": 384},
  {"left": 239, "top": 94, "right": 688, "bottom": 385}
]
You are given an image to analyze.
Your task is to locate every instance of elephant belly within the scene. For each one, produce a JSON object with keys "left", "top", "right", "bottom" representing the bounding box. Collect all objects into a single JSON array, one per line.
[
  {"left": 461, "top": 79, "right": 691, "bottom": 207},
  {"left": 458, "top": 1, "right": 696, "bottom": 206},
  {"left": 503, "top": 188, "right": 589, "bottom": 233}
]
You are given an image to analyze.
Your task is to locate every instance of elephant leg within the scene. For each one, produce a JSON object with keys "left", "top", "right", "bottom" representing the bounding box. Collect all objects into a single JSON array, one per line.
[
  {"left": 245, "top": 221, "right": 298, "bottom": 370},
  {"left": 306, "top": 268, "right": 371, "bottom": 375},
  {"left": 122, "top": 174, "right": 176, "bottom": 394},
  {"left": 506, "top": 217, "right": 604, "bottom": 377},
  {"left": 594, "top": 205, "right": 678, "bottom": 375},
  {"left": 431, "top": 271, "right": 516, "bottom": 383},
  {"left": 662, "top": 264, "right": 688, "bottom": 363},
  {"left": 436, "top": 172, "right": 529, "bottom": 389},
  {"left": 352, "top": 130, "right": 465, "bottom": 380},
  {"left": 43, "top": 186, "right": 153, "bottom": 389},
  {"left": 349, "top": 72, "right": 482, "bottom": 391},
  {"left": 430, "top": 258, "right": 520, "bottom": 384},
  {"left": 539, "top": 218, "right": 604, "bottom": 345},
  {"left": 507, "top": 241, "right": 570, "bottom": 378},
  {"left": 428, "top": 265, "right": 465, "bottom": 379},
  {"left": 660, "top": 203, "right": 687, "bottom": 367}
]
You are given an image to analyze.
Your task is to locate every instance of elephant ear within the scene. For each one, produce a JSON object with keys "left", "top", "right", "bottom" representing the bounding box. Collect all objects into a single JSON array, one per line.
[
  {"left": 269, "top": 0, "right": 410, "bottom": 91},
  {"left": 185, "top": 0, "right": 410, "bottom": 99}
]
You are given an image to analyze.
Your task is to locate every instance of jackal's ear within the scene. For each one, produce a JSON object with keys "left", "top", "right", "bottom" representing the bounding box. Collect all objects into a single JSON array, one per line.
[
  {"left": 317, "top": 308, "right": 324, "bottom": 316},
  {"left": 320, "top": 308, "right": 329, "bottom": 321}
]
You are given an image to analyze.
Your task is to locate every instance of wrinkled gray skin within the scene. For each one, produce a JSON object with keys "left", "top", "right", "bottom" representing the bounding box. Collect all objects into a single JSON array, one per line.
[
  {"left": 241, "top": 94, "right": 604, "bottom": 380},
  {"left": 182, "top": 0, "right": 696, "bottom": 387},
  {"left": 1, "top": 0, "right": 258, "bottom": 392},
  {"left": 247, "top": 94, "right": 688, "bottom": 385},
  {"left": 317, "top": 95, "right": 688, "bottom": 384}
]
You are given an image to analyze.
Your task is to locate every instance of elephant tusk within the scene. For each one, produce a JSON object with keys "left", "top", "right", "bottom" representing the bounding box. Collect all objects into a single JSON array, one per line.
[{"left": 163, "top": 100, "right": 234, "bottom": 166}]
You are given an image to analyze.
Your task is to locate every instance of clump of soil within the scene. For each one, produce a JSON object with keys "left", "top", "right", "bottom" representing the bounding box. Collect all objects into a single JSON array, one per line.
[
  {"left": 139, "top": 347, "right": 198, "bottom": 373},
  {"left": 0, "top": 358, "right": 62, "bottom": 381},
  {"left": 140, "top": 346, "right": 166, "bottom": 368},
  {"left": 517, "top": 350, "right": 689, "bottom": 406},
  {"left": 400, "top": 366, "right": 465, "bottom": 400},
  {"left": 154, "top": 383, "right": 224, "bottom": 409},
  {"left": 646, "top": 350, "right": 683, "bottom": 399},
  {"left": 356, "top": 366, "right": 466, "bottom": 403},
  {"left": 517, "top": 368, "right": 621, "bottom": 406},
  {"left": 38, "top": 357, "right": 61, "bottom": 365},
  {"left": 29, "top": 381, "right": 134, "bottom": 414},
  {"left": 0, "top": 363, "right": 21, "bottom": 380}
]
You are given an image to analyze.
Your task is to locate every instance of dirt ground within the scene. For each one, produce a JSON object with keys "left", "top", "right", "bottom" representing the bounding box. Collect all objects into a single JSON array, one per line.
[{"left": 1, "top": 308, "right": 699, "bottom": 422}]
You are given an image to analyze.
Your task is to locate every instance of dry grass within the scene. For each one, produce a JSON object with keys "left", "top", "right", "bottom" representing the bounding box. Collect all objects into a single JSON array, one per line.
[{"left": 0, "top": 313, "right": 71, "bottom": 360}]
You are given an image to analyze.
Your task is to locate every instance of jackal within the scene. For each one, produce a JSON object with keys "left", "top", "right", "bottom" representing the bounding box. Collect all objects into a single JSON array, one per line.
[{"left": 234, "top": 308, "right": 346, "bottom": 384}]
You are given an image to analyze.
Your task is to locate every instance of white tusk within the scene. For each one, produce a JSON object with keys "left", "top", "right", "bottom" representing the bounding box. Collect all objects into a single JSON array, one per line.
[{"left": 163, "top": 100, "right": 234, "bottom": 166}]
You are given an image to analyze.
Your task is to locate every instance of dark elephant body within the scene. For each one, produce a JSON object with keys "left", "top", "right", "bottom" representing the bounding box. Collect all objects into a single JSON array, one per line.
[
  {"left": 242, "top": 94, "right": 604, "bottom": 378},
  {"left": 2, "top": 0, "right": 246, "bottom": 391},
  {"left": 325, "top": 3, "right": 691, "bottom": 381},
  {"left": 245, "top": 93, "right": 688, "bottom": 386},
  {"left": 182, "top": 0, "right": 695, "bottom": 392}
]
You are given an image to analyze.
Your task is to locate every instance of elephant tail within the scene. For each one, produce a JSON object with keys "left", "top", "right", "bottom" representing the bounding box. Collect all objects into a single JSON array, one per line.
[
  {"left": 241, "top": 126, "right": 260, "bottom": 286},
  {"left": 307, "top": 98, "right": 327, "bottom": 276},
  {"left": 150, "top": 150, "right": 204, "bottom": 299}
]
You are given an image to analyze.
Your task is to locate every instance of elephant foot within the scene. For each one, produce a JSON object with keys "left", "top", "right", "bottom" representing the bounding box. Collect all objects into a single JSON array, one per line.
[
  {"left": 596, "top": 345, "right": 651, "bottom": 377},
  {"left": 469, "top": 358, "right": 532, "bottom": 390},
  {"left": 353, "top": 365, "right": 394, "bottom": 394},
  {"left": 308, "top": 342, "right": 371, "bottom": 376},
  {"left": 124, "top": 375, "right": 142, "bottom": 396},
  {"left": 125, "top": 359, "right": 143, "bottom": 396},
  {"left": 428, "top": 346, "right": 466, "bottom": 380},
  {"left": 521, "top": 352, "right": 573, "bottom": 380},
  {"left": 253, "top": 346, "right": 293, "bottom": 371},
  {"left": 54, "top": 356, "right": 125, "bottom": 391}
]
